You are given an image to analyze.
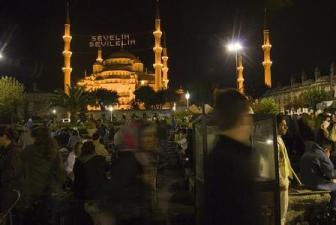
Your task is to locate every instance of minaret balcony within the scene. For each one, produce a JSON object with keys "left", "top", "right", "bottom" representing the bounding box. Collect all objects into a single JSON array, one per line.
[
  {"left": 262, "top": 61, "right": 273, "bottom": 66},
  {"left": 162, "top": 56, "right": 168, "bottom": 60},
  {"left": 153, "top": 47, "right": 163, "bottom": 52},
  {"left": 237, "top": 77, "right": 245, "bottom": 82},
  {"left": 162, "top": 67, "right": 169, "bottom": 73},
  {"left": 62, "top": 51, "right": 73, "bottom": 56},
  {"left": 63, "top": 35, "right": 72, "bottom": 41},
  {"left": 153, "top": 31, "right": 162, "bottom": 36},
  {"left": 262, "top": 44, "right": 272, "bottom": 49},
  {"left": 62, "top": 67, "right": 73, "bottom": 72},
  {"left": 153, "top": 63, "right": 163, "bottom": 68}
]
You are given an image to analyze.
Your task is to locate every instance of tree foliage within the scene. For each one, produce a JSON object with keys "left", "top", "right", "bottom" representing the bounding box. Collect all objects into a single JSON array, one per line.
[
  {"left": 0, "top": 76, "right": 25, "bottom": 123},
  {"left": 50, "top": 85, "right": 94, "bottom": 122},
  {"left": 301, "top": 88, "right": 327, "bottom": 110},
  {"left": 134, "top": 86, "right": 179, "bottom": 109},
  {"left": 253, "top": 97, "right": 280, "bottom": 115},
  {"left": 134, "top": 86, "right": 157, "bottom": 109},
  {"left": 92, "top": 88, "right": 119, "bottom": 109}
]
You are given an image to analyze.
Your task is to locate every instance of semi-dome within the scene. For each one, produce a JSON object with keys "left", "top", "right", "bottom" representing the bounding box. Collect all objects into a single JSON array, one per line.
[{"left": 108, "top": 50, "right": 136, "bottom": 59}]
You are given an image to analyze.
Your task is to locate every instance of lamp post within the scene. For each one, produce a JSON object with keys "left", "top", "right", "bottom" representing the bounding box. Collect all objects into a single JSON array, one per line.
[
  {"left": 108, "top": 105, "right": 113, "bottom": 122},
  {"left": 226, "top": 41, "right": 244, "bottom": 93},
  {"left": 52, "top": 109, "right": 57, "bottom": 123},
  {"left": 185, "top": 91, "right": 190, "bottom": 109}
]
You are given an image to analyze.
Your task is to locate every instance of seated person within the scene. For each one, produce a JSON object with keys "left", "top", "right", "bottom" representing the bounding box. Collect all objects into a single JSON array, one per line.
[{"left": 299, "top": 119, "right": 336, "bottom": 208}]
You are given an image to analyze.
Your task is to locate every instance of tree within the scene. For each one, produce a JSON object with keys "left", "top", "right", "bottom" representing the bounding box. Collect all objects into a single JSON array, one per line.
[
  {"left": 155, "top": 88, "right": 180, "bottom": 109},
  {"left": 253, "top": 97, "right": 280, "bottom": 115},
  {"left": 50, "top": 85, "right": 94, "bottom": 122},
  {"left": 92, "top": 88, "right": 119, "bottom": 110},
  {"left": 0, "top": 76, "right": 25, "bottom": 123},
  {"left": 134, "top": 86, "right": 157, "bottom": 109},
  {"left": 301, "top": 88, "right": 327, "bottom": 110}
]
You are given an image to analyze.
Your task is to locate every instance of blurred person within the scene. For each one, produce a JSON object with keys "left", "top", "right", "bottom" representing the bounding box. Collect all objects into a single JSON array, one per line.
[
  {"left": 205, "top": 89, "right": 260, "bottom": 225},
  {"left": 316, "top": 114, "right": 332, "bottom": 146},
  {"left": 99, "top": 142, "right": 152, "bottom": 224},
  {"left": 73, "top": 141, "right": 110, "bottom": 225},
  {"left": 299, "top": 120, "right": 336, "bottom": 208},
  {"left": 67, "top": 129, "right": 81, "bottom": 150},
  {"left": 142, "top": 113, "right": 148, "bottom": 121},
  {"left": 18, "top": 127, "right": 34, "bottom": 150},
  {"left": 0, "top": 126, "right": 23, "bottom": 222},
  {"left": 114, "top": 116, "right": 141, "bottom": 152},
  {"left": 277, "top": 115, "right": 294, "bottom": 225},
  {"left": 92, "top": 132, "right": 109, "bottom": 157},
  {"left": 20, "top": 126, "right": 66, "bottom": 225},
  {"left": 65, "top": 142, "right": 82, "bottom": 181},
  {"left": 26, "top": 118, "right": 33, "bottom": 130}
]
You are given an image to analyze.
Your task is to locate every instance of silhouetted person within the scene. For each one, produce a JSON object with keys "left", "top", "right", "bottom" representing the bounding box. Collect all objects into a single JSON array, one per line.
[
  {"left": 299, "top": 120, "right": 336, "bottom": 208},
  {"left": 205, "top": 89, "right": 260, "bottom": 225},
  {"left": 73, "top": 141, "right": 109, "bottom": 225},
  {"left": 21, "top": 126, "right": 65, "bottom": 225},
  {"left": 0, "top": 126, "right": 23, "bottom": 223}
]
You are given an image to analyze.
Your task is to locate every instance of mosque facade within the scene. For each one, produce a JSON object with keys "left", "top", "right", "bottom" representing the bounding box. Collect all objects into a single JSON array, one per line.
[{"left": 62, "top": 1, "right": 169, "bottom": 109}]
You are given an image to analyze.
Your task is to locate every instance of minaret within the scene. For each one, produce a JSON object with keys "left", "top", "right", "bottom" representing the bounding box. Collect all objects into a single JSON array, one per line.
[
  {"left": 237, "top": 54, "right": 244, "bottom": 94},
  {"left": 262, "top": 9, "right": 272, "bottom": 88},
  {"left": 62, "top": 1, "right": 72, "bottom": 95},
  {"left": 93, "top": 49, "right": 103, "bottom": 74},
  {"left": 153, "top": 0, "right": 163, "bottom": 91},
  {"left": 96, "top": 48, "right": 103, "bottom": 63},
  {"left": 162, "top": 32, "right": 169, "bottom": 89}
]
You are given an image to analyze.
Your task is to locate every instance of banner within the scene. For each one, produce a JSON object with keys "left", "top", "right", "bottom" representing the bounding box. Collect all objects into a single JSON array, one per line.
[{"left": 89, "top": 34, "right": 136, "bottom": 48}]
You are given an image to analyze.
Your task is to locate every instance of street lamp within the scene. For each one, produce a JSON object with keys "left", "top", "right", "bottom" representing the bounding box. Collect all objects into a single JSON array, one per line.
[
  {"left": 52, "top": 109, "right": 57, "bottom": 123},
  {"left": 226, "top": 42, "right": 242, "bottom": 53},
  {"left": 226, "top": 41, "right": 244, "bottom": 93},
  {"left": 108, "top": 105, "right": 113, "bottom": 122},
  {"left": 0, "top": 53, "right": 3, "bottom": 59},
  {"left": 185, "top": 91, "right": 190, "bottom": 109}
]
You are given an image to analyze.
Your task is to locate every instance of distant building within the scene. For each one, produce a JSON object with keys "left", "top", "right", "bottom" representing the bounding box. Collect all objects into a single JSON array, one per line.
[{"left": 264, "top": 65, "right": 336, "bottom": 111}]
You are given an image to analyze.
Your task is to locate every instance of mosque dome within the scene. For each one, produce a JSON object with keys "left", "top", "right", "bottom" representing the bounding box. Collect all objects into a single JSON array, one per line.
[{"left": 108, "top": 50, "right": 136, "bottom": 59}]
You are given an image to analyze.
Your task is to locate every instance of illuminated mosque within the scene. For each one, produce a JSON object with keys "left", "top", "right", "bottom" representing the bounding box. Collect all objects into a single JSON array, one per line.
[{"left": 62, "top": 1, "right": 169, "bottom": 109}]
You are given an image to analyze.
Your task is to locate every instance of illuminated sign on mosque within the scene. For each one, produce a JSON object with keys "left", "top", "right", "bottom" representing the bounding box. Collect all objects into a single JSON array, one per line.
[{"left": 89, "top": 34, "right": 136, "bottom": 48}]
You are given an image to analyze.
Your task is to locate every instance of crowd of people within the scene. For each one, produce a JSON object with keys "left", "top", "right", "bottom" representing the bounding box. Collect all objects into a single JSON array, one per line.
[
  {"left": 5, "top": 90, "right": 336, "bottom": 225},
  {"left": 0, "top": 113, "right": 188, "bottom": 225}
]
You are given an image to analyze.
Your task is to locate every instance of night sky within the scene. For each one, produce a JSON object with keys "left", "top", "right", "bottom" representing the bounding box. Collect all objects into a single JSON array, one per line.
[{"left": 0, "top": 0, "right": 336, "bottom": 97}]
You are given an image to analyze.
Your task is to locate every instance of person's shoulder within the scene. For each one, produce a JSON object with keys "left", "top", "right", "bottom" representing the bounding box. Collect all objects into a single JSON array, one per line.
[{"left": 92, "top": 154, "right": 106, "bottom": 162}]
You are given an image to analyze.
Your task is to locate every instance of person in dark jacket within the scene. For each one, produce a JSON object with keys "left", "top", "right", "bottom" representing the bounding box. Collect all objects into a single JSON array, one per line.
[
  {"left": 73, "top": 141, "right": 109, "bottom": 225},
  {"left": 299, "top": 119, "right": 336, "bottom": 208},
  {"left": 205, "top": 89, "right": 260, "bottom": 225},
  {"left": 20, "top": 126, "right": 65, "bottom": 225},
  {"left": 0, "top": 126, "right": 23, "bottom": 221},
  {"left": 73, "top": 141, "right": 108, "bottom": 200},
  {"left": 300, "top": 142, "right": 336, "bottom": 206}
]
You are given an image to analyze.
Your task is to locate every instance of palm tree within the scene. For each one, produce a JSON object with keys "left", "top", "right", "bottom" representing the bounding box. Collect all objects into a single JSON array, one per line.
[{"left": 50, "top": 85, "right": 94, "bottom": 122}]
